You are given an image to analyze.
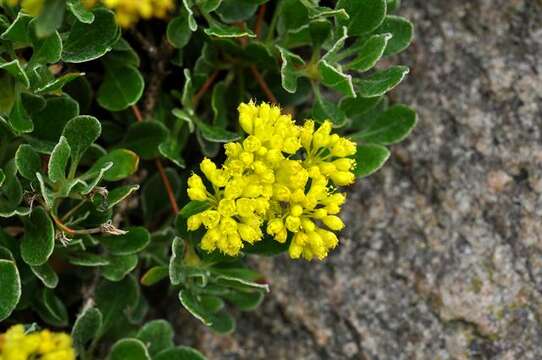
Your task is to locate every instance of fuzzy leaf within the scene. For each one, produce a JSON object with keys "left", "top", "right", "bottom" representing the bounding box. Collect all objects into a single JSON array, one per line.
[
  {"left": 352, "top": 104, "right": 417, "bottom": 145},
  {"left": 355, "top": 66, "right": 409, "bottom": 98},
  {"left": 348, "top": 33, "right": 391, "bottom": 72},
  {"left": 354, "top": 144, "right": 390, "bottom": 177},
  {"left": 0, "top": 59, "right": 30, "bottom": 88},
  {"left": 277, "top": 46, "right": 305, "bottom": 93},
  {"left": 109, "top": 338, "right": 151, "bottom": 360},
  {"left": 0, "top": 12, "right": 32, "bottom": 43},
  {"left": 375, "top": 15, "right": 414, "bottom": 56},
  {"left": 33, "top": 0, "right": 65, "bottom": 38},
  {"left": 48, "top": 136, "right": 71, "bottom": 183},
  {"left": 102, "top": 254, "right": 138, "bottom": 282},
  {"left": 67, "top": 0, "right": 95, "bottom": 24},
  {"left": 195, "top": 119, "right": 240, "bottom": 143},
  {"left": 62, "top": 115, "right": 101, "bottom": 164},
  {"left": 154, "top": 347, "right": 207, "bottom": 360},
  {"left": 97, "top": 66, "right": 144, "bottom": 111},
  {"left": 15, "top": 144, "right": 41, "bottom": 180},
  {"left": 32, "top": 96, "right": 80, "bottom": 142},
  {"left": 140, "top": 266, "right": 169, "bottom": 286},
  {"left": 167, "top": 11, "right": 193, "bottom": 49},
  {"left": 30, "top": 262, "right": 58, "bottom": 289},
  {"left": 318, "top": 60, "right": 355, "bottom": 97},
  {"left": 95, "top": 276, "right": 139, "bottom": 334},
  {"left": 99, "top": 227, "right": 150, "bottom": 256},
  {"left": 124, "top": 121, "right": 168, "bottom": 160},
  {"left": 72, "top": 307, "right": 103, "bottom": 353},
  {"left": 204, "top": 24, "right": 256, "bottom": 38},
  {"left": 137, "top": 319, "right": 174, "bottom": 357},
  {"left": 0, "top": 259, "right": 21, "bottom": 321},
  {"left": 21, "top": 207, "right": 55, "bottom": 266},
  {"left": 88, "top": 149, "right": 139, "bottom": 181},
  {"left": 336, "top": 0, "right": 386, "bottom": 36},
  {"left": 62, "top": 8, "right": 119, "bottom": 63},
  {"left": 35, "top": 72, "right": 84, "bottom": 95},
  {"left": 106, "top": 185, "right": 140, "bottom": 209}
]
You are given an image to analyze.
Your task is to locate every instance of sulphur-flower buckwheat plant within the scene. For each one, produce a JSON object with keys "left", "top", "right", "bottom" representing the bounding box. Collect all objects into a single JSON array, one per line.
[
  {"left": 187, "top": 102, "right": 356, "bottom": 260},
  {"left": 0, "top": 0, "right": 416, "bottom": 356}
]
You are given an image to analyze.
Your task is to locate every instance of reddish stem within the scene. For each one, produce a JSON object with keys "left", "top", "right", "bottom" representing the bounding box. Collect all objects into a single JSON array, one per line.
[
  {"left": 192, "top": 70, "right": 220, "bottom": 108},
  {"left": 250, "top": 65, "right": 278, "bottom": 104},
  {"left": 155, "top": 158, "right": 179, "bottom": 214},
  {"left": 255, "top": 4, "right": 267, "bottom": 38},
  {"left": 132, "top": 105, "right": 144, "bottom": 122}
]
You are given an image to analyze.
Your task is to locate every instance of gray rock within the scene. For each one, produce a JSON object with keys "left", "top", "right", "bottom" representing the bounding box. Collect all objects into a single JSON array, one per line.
[{"left": 177, "top": 1, "right": 542, "bottom": 358}]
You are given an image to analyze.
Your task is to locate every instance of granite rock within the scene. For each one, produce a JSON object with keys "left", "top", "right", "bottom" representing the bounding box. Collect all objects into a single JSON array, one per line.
[{"left": 175, "top": 1, "right": 542, "bottom": 358}]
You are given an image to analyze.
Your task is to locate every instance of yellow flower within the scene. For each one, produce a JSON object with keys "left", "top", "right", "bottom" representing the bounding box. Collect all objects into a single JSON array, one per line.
[
  {"left": 187, "top": 102, "right": 357, "bottom": 260},
  {"left": 0, "top": 325, "right": 75, "bottom": 360},
  {"left": 85, "top": 0, "right": 174, "bottom": 27}
]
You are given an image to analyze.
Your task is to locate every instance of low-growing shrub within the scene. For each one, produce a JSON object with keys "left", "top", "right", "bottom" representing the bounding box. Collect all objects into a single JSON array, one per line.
[{"left": 0, "top": 0, "right": 416, "bottom": 358}]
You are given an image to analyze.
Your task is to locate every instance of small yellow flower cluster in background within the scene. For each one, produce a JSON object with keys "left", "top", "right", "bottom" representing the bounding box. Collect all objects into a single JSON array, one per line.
[
  {"left": 187, "top": 102, "right": 357, "bottom": 260},
  {"left": 83, "top": 0, "right": 175, "bottom": 28},
  {"left": 1, "top": 0, "right": 44, "bottom": 16},
  {"left": 0, "top": 325, "right": 75, "bottom": 360}
]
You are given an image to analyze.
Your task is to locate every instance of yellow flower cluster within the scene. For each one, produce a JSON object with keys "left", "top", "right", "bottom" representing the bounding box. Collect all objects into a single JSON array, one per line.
[
  {"left": 187, "top": 102, "right": 357, "bottom": 260},
  {"left": 0, "top": 325, "right": 75, "bottom": 360},
  {"left": 83, "top": 0, "right": 174, "bottom": 27}
]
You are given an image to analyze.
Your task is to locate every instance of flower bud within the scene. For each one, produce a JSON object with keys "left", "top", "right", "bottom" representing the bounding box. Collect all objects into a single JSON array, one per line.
[{"left": 322, "top": 215, "right": 345, "bottom": 231}]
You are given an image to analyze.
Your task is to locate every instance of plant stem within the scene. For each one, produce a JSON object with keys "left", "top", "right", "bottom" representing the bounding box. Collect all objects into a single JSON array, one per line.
[
  {"left": 155, "top": 158, "right": 179, "bottom": 214},
  {"left": 192, "top": 70, "right": 220, "bottom": 109},
  {"left": 266, "top": 0, "right": 282, "bottom": 43},
  {"left": 255, "top": 4, "right": 267, "bottom": 38},
  {"left": 250, "top": 65, "right": 278, "bottom": 103}
]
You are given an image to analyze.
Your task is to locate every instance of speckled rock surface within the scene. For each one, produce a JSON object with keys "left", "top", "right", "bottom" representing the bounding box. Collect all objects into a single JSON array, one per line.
[{"left": 178, "top": 1, "right": 542, "bottom": 358}]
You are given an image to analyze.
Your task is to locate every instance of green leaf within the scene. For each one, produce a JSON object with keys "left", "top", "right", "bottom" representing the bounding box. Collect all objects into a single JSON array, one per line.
[
  {"left": 48, "top": 136, "right": 71, "bottom": 183},
  {"left": 33, "top": 0, "right": 65, "bottom": 38},
  {"left": 309, "top": 18, "right": 332, "bottom": 47},
  {"left": 72, "top": 307, "right": 103, "bottom": 353},
  {"left": 352, "top": 104, "right": 416, "bottom": 145},
  {"left": 0, "top": 161, "right": 27, "bottom": 218},
  {"left": 88, "top": 149, "right": 139, "bottom": 181},
  {"left": 0, "top": 59, "right": 30, "bottom": 88},
  {"left": 347, "top": 33, "right": 391, "bottom": 72},
  {"left": 336, "top": 0, "right": 386, "bottom": 36},
  {"left": 62, "top": 115, "right": 101, "bottom": 164},
  {"left": 339, "top": 95, "right": 382, "bottom": 126},
  {"left": 68, "top": 252, "right": 110, "bottom": 267},
  {"left": 62, "top": 8, "right": 119, "bottom": 63},
  {"left": 179, "top": 200, "right": 210, "bottom": 218},
  {"left": 353, "top": 144, "right": 391, "bottom": 177},
  {"left": 35, "top": 72, "right": 84, "bottom": 94},
  {"left": 99, "top": 227, "right": 151, "bottom": 256},
  {"left": 35, "top": 288, "right": 68, "bottom": 327},
  {"left": 387, "top": 0, "right": 401, "bottom": 12},
  {"left": 140, "top": 266, "right": 169, "bottom": 286},
  {"left": 32, "top": 96, "right": 80, "bottom": 142},
  {"left": 277, "top": 46, "right": 305, "bottom": 93},
  {"left": 97, "top": 65, "right": 144, "bottom": 111},
  {"left": 106, "top": 38, "right": 141, "bottom": 67},
  {"left": 21, "top": 207, "right": 55, "bottom": 266},
  {"left": 102, "top": 254, "right": 139, "bottom": 282},
  {"left": 204, "top": 24, "right": 256, "bottom": 38},
  {"left": 312, "top": 92, "right": 347, "bottom": 127},
  {"left": 178, "top": 290, "right": 212, "bottom": 326},
  {"left": 223, "top": 290, "right": 264, "bottom": 311},
  {"left": 318, "top": 60, "right": 355, "bottom": 97},
  {"left": 124, "top": 121, "right": 168, "bottom": 160},
  {"left": 30, "top": 31, "right": 62, "bottom": 64},
  {"left": 159, "top": 138, "right": 186, "bottom": 169},
  {"left": 106, "top": 185, "right": 140, "bottom": 209},
  {"left": 216, "top": 0, "right": 257, "bottom": 23},
  {"left": 0, "top": 259, "right": 21, "bottom": 321},
  {"left": 182, "top": 0, "right": 197, "bottom": 31},
  {"left": 154, "top": 347, "right": 207, "bottom": 360},
  {"left": 95, "top": 276, "right": 139, "bottom": 334},
  {"left": 0, "top": 169, "right": 5, "bottom": 188},
  {"left": 136, "top": 320, "right": 174, "bottom": 357},
  {"left": 167, "top": 11, "right": 193, "bottom": 49},
  {"left": 375, "top": 15, "right": 414, "bottom": 56},
  {"left": 199, "top": 295, "right": 224, "bottom": 314},
  {"left": 208, "top": 312, "right": 235, "bottom": 334},
  {"left": 109, "top": 338, "right": 151, "bottom": 360},
  {"left": 8, "top": 97, "right": 33, "bottom": 133},
  {"left": 30, "top": 262, "right": 58, "bottom": 289},
  {"left": 67, "top": 0, "right": 96, "bottom": 24},
  {"left": 0, "top": 12, "right": 32, "bottom": 43},
  {"left": 15, "top": 144, "right": 41, "bottom": 180},
  {"left": 355, "top": 65, "right": 409, "bottom": 98},
  {"left": 169, "top": 237, "right": 185, "bottom": 286},
  {"left": 195, "top": 118, "right": 241, "bottom": 143}
]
